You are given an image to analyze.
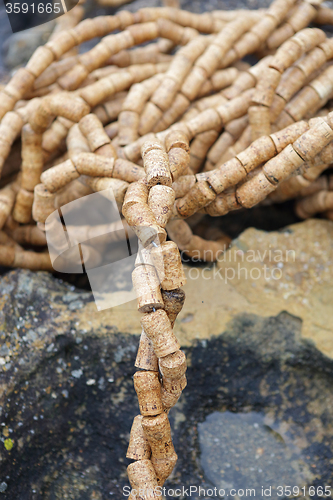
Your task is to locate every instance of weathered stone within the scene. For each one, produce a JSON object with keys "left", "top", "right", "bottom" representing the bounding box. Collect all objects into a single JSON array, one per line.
[{"left": 1, "top": 268, "right": 333, "bottom": 495}]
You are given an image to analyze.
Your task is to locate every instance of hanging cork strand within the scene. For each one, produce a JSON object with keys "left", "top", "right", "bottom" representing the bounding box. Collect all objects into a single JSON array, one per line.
[
  {"left": 121, "top": 132, "right": 188, "bottom": 491},
  {"left": 3, "top": 1, "right": 333, "bottom": 495}
]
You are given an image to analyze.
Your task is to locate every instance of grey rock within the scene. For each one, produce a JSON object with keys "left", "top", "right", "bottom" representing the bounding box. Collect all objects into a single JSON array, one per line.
[{"left": 0, "top": 269, "right": 333, "bottom": 499}]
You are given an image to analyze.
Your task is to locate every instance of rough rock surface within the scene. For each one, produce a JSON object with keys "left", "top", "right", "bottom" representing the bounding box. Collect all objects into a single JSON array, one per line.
[{"left": 1, "top": 219, "right": 333, "bottom": 498}]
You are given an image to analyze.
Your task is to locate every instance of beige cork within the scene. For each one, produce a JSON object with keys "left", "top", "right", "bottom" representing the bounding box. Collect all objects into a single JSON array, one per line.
[
  {"left": 12, "top": 188, "right": 34, "bottom": 224},
  {"left": 127, "top": 415, "right": 152, "bottom": 460},
  {"left": 142, "top": 412, "right": 178, "bottom": 484},
  {"left": 79, "top": 113, "right": 111, "bottom": 152},
  {"left": 142, "top": 145, "right": 172, "bottom": 188},
  {"left": 236, "top": 170, "right": 276, "bottom": 208},
  {"left": 127, "top": 459, "right": 161, "bottom": 499},
  {"left": 41, "top": 159, "right": 79, "bottom": 193},
  {"left": 20, "top": 125, "right": 43, "bottom": 192},
  {"left": 135, "top": 329, "right": 159, "bottom": 372},
  {"left": 133, "top": 371, "right": 163, "bottom": 417},
  {"left": 148, "top": 185, "right": 175, "bottom": 228},
  {"left": 159, "top": 350, "right": 187, "bottom": 381},
  {"left": 158, "top": 241, "right": 186, "bottom": 291},
  {"left": 176, "top": 180, "right": 215, "bottom": 218},
  {"left": 168, "top": 148, "right": 191, "bottom": 182},
  {"left": 207, "top": 158, "right": 247, "bottom": 195},
  {"left": 140, "top": 309, "right": 180, "bottom": 358},
  {"left": 132, "top": 264, "right": 164, "bottom": 313},
  {"left": 32, "top": 184, "right": 56, "bottom": 223}
]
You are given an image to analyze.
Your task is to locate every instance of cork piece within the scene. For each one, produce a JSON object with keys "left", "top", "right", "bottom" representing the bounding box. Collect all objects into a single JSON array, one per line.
[
  {"left": 266, "top": 22, "right": 295, "bottom": 50},
  {"left": 296, "top": 190, "right": 333, "bottom": 219},
  {"left": 162, "top": 374, "right": 187, "bottom": 394},
  {"left": 159, "top": 288, "right": 185, "bottom": 327},
  {"left": 140, "top": 309, "right": 180, "bottom": 358},
  {"left": 186, "top": 108, "right": 221, "bottom": 138},
  {"left": 148, "top": 185, "right": 175, "bottom": 227},
  {"left": 217, "top": 89, "right": 254, "bottom": 126},
  {"left": 127, "top": 459, "right": 161, "bottom": 499},
  {"left": 206, "top": 121, "right": 248, "bottom": 167},
  {"left": 270, "top": 120, "right": 309, "bottom": 153},
  {"left": 135, "top": 329, "right": 159, "bottom": 371},
  {"left": 237, "top": 135, "right": 277, "bottom": 173},
  {"left": 248, "top": 104, "right": 271, "bottom": 140},
  {"left": 275, "top": 67, "right": 304, "bottom": 104},
  {"left": 0, "top": 247, "right": 52, "bottom": 271},
  {"left": 168, "top": 148, "right": 190, "bottom": 182},
  {"left": 26, "top": 46, "right": 55, "bottom": 78},
  {"left": 285, "top": 86, "right": 321, "bottom": 122},
  {"left": 118, "top": 110, "right": 140, "bottom": 145},
  {"left": 133, "top": 371, "right": 163, "bottom": 417},
  {"left": 123, "top": 179, "right": 149, "bottom": 211},
  {"left": 172, "top": 175, "right": 196, "bottom": 199},
  {"left": 4, "top": 68, "right": 35, "bottom": 101},
  {"left": 190, "top": 129, "right": 220, "bottom": 173},
  {"left": 132, "top": 264, "right": 164, "bottom": 313},
  {"left": 263, "top": 144, "right": 304, "bottom": 184},
  {"left": 159, "top": 350, "right": 187, "bottom": 380},
  {"left": 252, "top": 67, "right": 281, "bottom": 108},
  {"left": 166, "top": 219, "right": 193, "bottom": 250},
  {"left": 12, "top": 188, "right": 34, "bottom": 224},
  {"left": 207, "top": 158, "right": 247, "bottom": 194},
  {"left": 176, "top": 180, "right": 216, "bottom": 218},
  {"left": 292, "top": 119, "right": 333, "bottom": 161},
  {"left": 139, "top": 101, "right": 164, "bottom": 136},
  {"left": 154, "top": 93, "right": 190, "bottom": 133},
  {"left": 142, "top": 141, "right": 172, "bottom": 188},
  {"left": 41, "top": 159, "right": 79, "bottom": 193},
  {"left": 123, "top": 203, "right": 166, "bottom": 247},
  {"left": 0, "top": 184, "right": 16, "bottom": 230},
  {"left": 127, "top": 415, "right": 152, "bottom": 460},
  {"left": 79, "top": 113, "right": 111, "bottom": 152},
  {"left": 8, "top": 223, "right": 46, "bottom": 247},
  {"left": 113, "top": 158, "right": 145, "bottom": 183},
  {"left": 158, "top": 241, "right": 186, "bottom": 290},
  {"left": 182, "top": 233, "right": 230, "bottom": 260},
  {"left": 165, "top": 130, "right": 190, "bottom": 153},
  {"left": 32, "top": 184, "right": 56, "bottom": 223},
  {"left": 161, "top": 386, "right": 183, "bottom": 411},
  {"left": 142, "top": 413, "right": 177, "bottom": 484},
  {"left": 142, "top": 412, "right": 175, "bottom": 459},
  {"left": 30, "top": 93, "right": 89, "bottom": 134},
  {"left": 82, "top": 176, "right": 129, "bottom": 204},
  {"left": 74, "top": 153, "right": 115, "bottom": 177},
  {"left": 236, "top": 170, "right": 276, "bottom": 208}
]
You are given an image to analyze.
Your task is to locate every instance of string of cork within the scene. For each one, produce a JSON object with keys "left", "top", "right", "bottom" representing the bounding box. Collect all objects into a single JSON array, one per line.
[{"left": 122, "top": 132, "right": 189, "bottom": 496}]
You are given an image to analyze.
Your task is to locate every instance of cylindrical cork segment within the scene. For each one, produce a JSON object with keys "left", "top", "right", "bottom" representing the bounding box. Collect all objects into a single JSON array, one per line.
[
  {"left": 142, "top": 412, "right": 174, "bottom": 459},
  {"left": 142, "top": 141, "right": 173, "bottom": 187},
  {"left": 148, "top": 185, "right": 175, "bottom": 228},
  {"left": 140, "top": 309, "right": 180, "bottom": 358},
  {"left": 158, "top": 241, "right": 186, "bottom": 291},
  {"left": 135, "top": 329, "right": 159, "bottom": 371},
  {"left": 161, "top": 288, "right": 186, "bottom": 327},
  {"left": 127, "top": 459, "right": 161, "bottom": 499},
  {"left": 127, "top": 415, "right": 151, "bottom": 460},
  {"left": 132, "top": 264, "right": 164, "bottom": 313},
  {"left": 142, "top": 412, "right": 178, "bottom": 484},
  {"left": 133, "top": 371, "right": 163, "bottom": 416},
  {"left": 159, "top": 350, "right": 187, "bottom": 380}
]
